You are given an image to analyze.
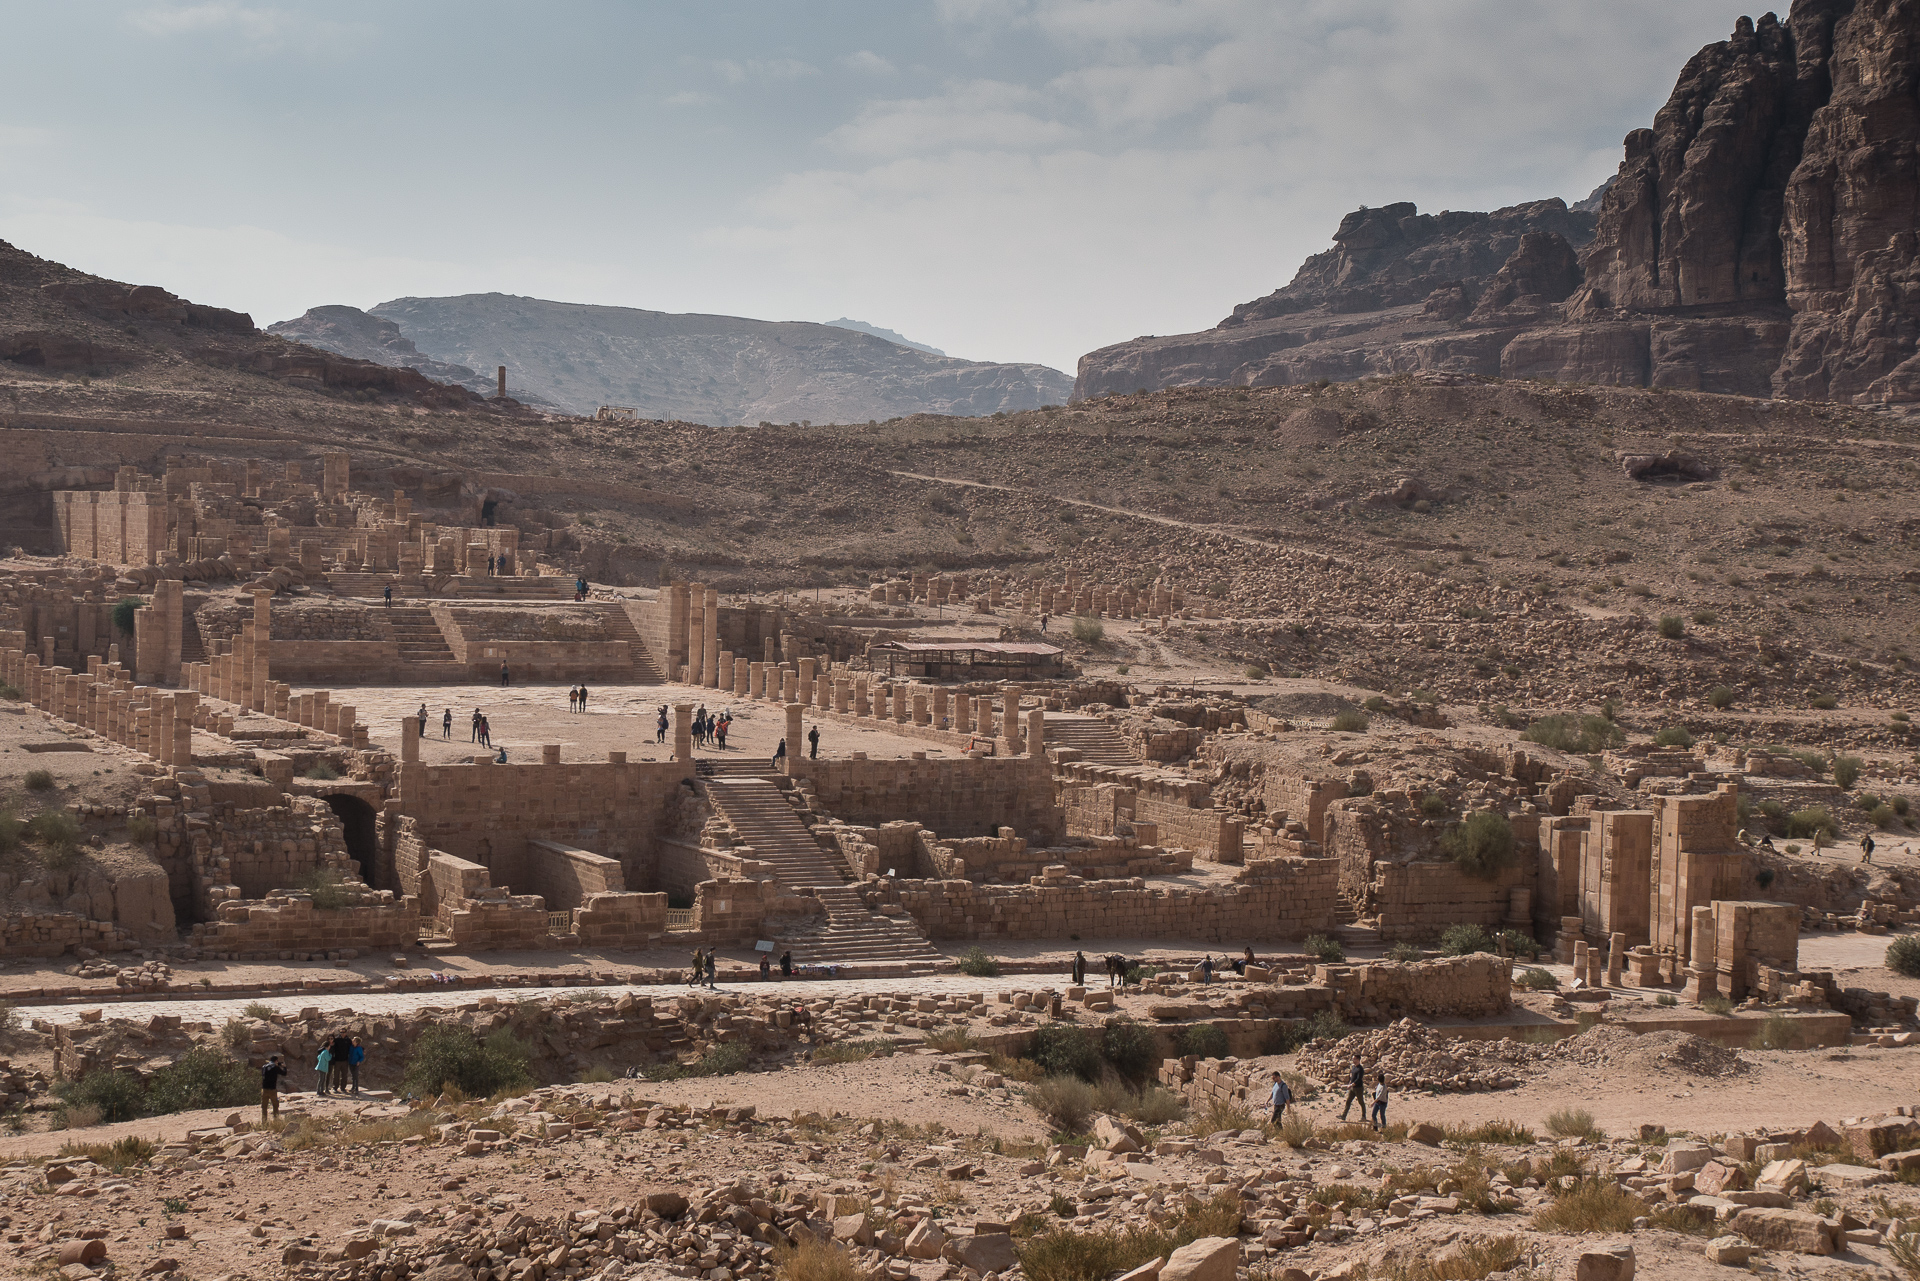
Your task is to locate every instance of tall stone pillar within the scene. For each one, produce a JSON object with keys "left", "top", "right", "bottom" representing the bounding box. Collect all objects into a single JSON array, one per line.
[
  {"left": 1026, "top": 707, "right": 1046, "bottom": 755},
  {"left": 912, "top": 692, "right": 930, "bottom": 726},
  {"left": 668, "top": 581, "right": 691, "bottom": 678},
  {"left": 687, "top": 584, "right": 706, "bottom": 686},
  {"left": 1685, "top": 906, "right": 1717, "bottom": 1001},
  {"left": 833, "top": 677, "right": 850, "bottom": 714},
  {"left": 154, "top": 694, "right": 175, "bottom": 765},
  {"left": 703, "top": 587, "right": 719, "bottom": 688},
  {"left": 748, "top": 662, "right": 765, "bottom": 700},
  {"left": 172, "top": 692, "right": 195, "bottom": 764},
  {"left": 954, "top": 692, "right": 973, "bottom": 734},
  {"left": 250, "top": 590, "right": 271, "bottom": 711},
  {"left": 932, "top": 687, "right": 948, "bottom": 729},
  {"left": 815, "top": 667, "right": 831, "bottom": 710},
  {"left": 401, "top": 718, "right": 421, "bottom": 763},
  {"left": 785, "top": 701, "right": 804, "bottom": 772},
  {"left": 1606, "top": 932, "right": 1625, "bottom": 986},
  {"left": 719, "top": 651, "right": 735, "bottom": 692},
  {"left": 853, "top": 679, "right": 869, "bottom": 718},
  {"left": 895, "top": 684, "right": 912, "bottom": 724},
  {"left": 873, "top": 685, "right": 889, "bottom": 721},
  {"left": 673, "top": 703, "right": 693, "bottom": 763},
  {"left": 798, "top": 657, "right": 816, "bottom": 705},
  {"left": 1002, "top": 691, "right": 1020, "bottom": 745}
]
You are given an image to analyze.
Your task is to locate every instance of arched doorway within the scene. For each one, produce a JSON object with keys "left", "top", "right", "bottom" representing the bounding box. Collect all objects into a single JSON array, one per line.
[{"left": 324, "top": 794, "right": 378, "bottom": 884}]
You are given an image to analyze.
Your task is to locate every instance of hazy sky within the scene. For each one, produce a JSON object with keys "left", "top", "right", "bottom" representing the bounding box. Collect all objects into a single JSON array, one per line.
[{"left": 0, "top": 1, "right": 1743, "bottom": 374}]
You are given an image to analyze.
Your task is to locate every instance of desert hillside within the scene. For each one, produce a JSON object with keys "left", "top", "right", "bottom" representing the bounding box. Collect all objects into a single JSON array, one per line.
[{"left": 272, "top": 294, "right": 1073, "bottom": 424}]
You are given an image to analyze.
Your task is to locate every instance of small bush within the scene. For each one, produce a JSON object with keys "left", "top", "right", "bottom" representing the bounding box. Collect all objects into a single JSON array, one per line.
[
  {"left": 812, "top": 1039, "right": 895, "bottom": 1065},
  {"left": 1787, "top": 806, "right": 1836, "bottom": 840},
  {"left": 0, "top": 809, "right": 19, "bottom": 856},
  {"left": 146, "top": 1046, "right": 254, "bottom": 1114},
  {"left": 1176, "top": 1024, "right": 1228, "bottom": 1060},
  {"left": 1810, "top": 692, "right": 1838, "bottom": 710},
  {"left": 1533, "top": 1176, "right": 1643, "bottom": 1233},
  {"left": 1653, "top": 725, "right": 1695, "bottom": 748},
  {"left": 1439, "top": 923, "right": 1493, "bottom": 956},
  {"left": 299, "top": 866, "right": 348, "bottom": 910},
  {"left": 126, "top": 813, "right": 158, "bottom": 843},
  {"left": 1070, "top": 616, "right": 1104, "bottom": 645},
  {"left": 29, "top": 810, "right": 80, "bottom": 864},
  {"left": 1657, "top": 615, "right": 1685, "bottom": 639},
  {"left": 404, "top": 1025, "right": 532, "bottom": 1098},
  {"left": 1872, "top": 804, "right": 1898, "bottom": 829},
  {"left": 304, "top": 761, "right": 342, "bottom": 781},
  {"left": 1515, "top": 966, "right": 1559, "bottom": 991},
  {"left": 1028, "top": 1075, "right": 1096, "bottom": 1135},
  {"left": 777, "top": 1236, "right": 865, "bottom": 1281},
  {"left": 1030, "top": 1025, "right": 1101, "bottom": 1082},
  {"left": 1656, "top": 993, "right": 1678, "bottom": 1007},
  {"left": 1700, "top": 995, "right": 1734, "bottom": 1016},
  {"left": 1302, "top": 934, "right": 1344, "bottom": 963},
  {"left": 1392, "top": 1235, "right": 1524, "bottom": 1281},
  {"left": 1444, "top": 1120, "right": 1536, "bottom": 1146},
  {"left": 1832, "top": 755, "right": 1862, "bottom": 790},
  {"left": 1545, "top": 1107, "right": 1604, "bottom": 1141},
  {"left": 1419, "top": 791, "right": 1450, "bottom": 817},
  {"left": 1099, "top": 1018, "right": 1158, "bottom": 1082},
  {"left": 1887, "top": 935, "right": 1920, "bottom": 978},
  {"left": 1751, "top": 1014, "right": 1806, "bottom": 1051},
  {"left": 1708, "top": 685, "right": 1737, "bottom": 709},
  {"left": 924, "top": 1025, "right": 976, "bottom": 1054},
  {"left": 23, "top": 769, "right": 55, "bottom": 792},
  {"left": 956, "top": 946, "right": 1001, "bottom": 977},
  {"left": 1363, "top": 695, "right": 1388, "bottom": 712},
  {"left": 1499, "top": 929, "right": 1541, "bottom": 959},
  {"left": 1385, "top": 941, "right": 1425, "bottom": 963},
  {"left": 57, "top": 1135, "right": 155, "bottom": 1173},
  {"left": 1330, "top": 709, "right": 1370, "bottom": 733},
  {"left": 1897, "top": 796, "right": 1912, "bottom": 817},
  {"left": 58, "top": 1070, "right": 146, "bottom": 1124},
  {"left": 1442, "top": 810, "right": 1517, "bottom": 880},
  {"left": 1522, "top": 714, "right": 1622, "bottom": 753}
]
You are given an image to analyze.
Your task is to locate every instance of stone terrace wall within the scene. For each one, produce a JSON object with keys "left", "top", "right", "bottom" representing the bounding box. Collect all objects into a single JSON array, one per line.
[
  {"left": 399, "top": 758, "right": 684, "bottom": 899},
  {"left": 434, "top": 605, "right": 636, "bottom": 681},
  {"left": 0, "top": 910, "right": 133, "bottom": 958},
  {"left": 791, "top": 754, "right": 1061, "bottom": 844},
  {"left": 1321, "top": 954, "right": 1513, "bottom": 1020},
  {"left": 527, "top": 839, "right": 625, "bottom": 911},
  {"left": 190, "top": 891, "right": 417, "bottom": 958},
  {"left": 867, "top": 856, "right": 1337, "bottom": 942},
  {"left": 1373, "top": 859, "right": 1535, "bottom": 944},
  {"left": 1057, "top": 761, "right": 1242, "bottom": 863}
]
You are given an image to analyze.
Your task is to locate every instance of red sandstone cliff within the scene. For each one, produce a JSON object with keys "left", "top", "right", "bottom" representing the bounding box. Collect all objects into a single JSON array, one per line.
[{"left": 1075, "top": 0, "right": 1920, "bottom": 405}]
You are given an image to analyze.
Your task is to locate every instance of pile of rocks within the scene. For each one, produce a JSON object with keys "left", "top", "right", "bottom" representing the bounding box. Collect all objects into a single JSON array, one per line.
[
  {"left": 1551, "top": 1026, "right": 1749, "bottom": 1079},
  {"left": 114, "top": 960, "right": 173, "bottom": 991},
  {"left": 1299, "top": 1019, "right": 1537, "bottom": 1092},
  {"left": 64, "top": 958, "right": 119, "bottom": 980}
]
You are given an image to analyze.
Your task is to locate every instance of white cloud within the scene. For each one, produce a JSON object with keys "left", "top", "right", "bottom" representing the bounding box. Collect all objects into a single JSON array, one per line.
[
  {"left": 842, "top": 49, "right": 896, "bottom": 75},
  {"left": 829, "top": 81, "right": 1078, "bottom": 156},
  {"left": 126, "top": 2, "right": 361, "bottom": 52},
  {"left": 706, "top": 57, "right": 819, "bottom": 85}
]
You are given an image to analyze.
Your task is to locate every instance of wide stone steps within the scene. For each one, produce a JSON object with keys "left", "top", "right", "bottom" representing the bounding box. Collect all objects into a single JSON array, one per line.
[
  {"left": 180, "top": 613, "right": 207, "bottom": 665},
  {"left": 597, "top": 608, "right": 667, "bottom": 684},
  {"left": 701, "top": 778, "right": 845, "bottom": 891},
  {"left": 1043, "top": 716, "right": 1139, "bottom": 766},
  {"left": 387, "top": 607, "right": 456, "bottom": 662}
]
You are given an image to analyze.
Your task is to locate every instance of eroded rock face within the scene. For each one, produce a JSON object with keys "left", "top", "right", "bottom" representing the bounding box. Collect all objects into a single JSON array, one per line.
[{"left": 1076, "top": 2, "right": 1920, "bottom": 404}]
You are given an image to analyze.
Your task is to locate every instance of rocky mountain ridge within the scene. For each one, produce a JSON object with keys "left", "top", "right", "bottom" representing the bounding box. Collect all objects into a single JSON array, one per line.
[
  {"left": 273, "top": 295, "right": 1071, "bottom": 425},
  {"left": 1076, "top": 0, "right": 1920, "bottom": 405}
]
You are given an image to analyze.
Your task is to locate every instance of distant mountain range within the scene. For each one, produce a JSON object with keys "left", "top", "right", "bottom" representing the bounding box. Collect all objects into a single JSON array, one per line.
[
  {"left": 824, "top": 317, "right": 945, "bottom": 356},
  {"left": 270, "top": 295, "right": 1069, "bottom": 423}
]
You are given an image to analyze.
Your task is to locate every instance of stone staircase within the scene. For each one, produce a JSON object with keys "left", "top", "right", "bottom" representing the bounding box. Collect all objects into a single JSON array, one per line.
[
  {"left": 388, "top": 607, "right": 458, "bottom": 664},
  {"left": 1043, "top": 716, "right": 1139, "bottom": 766},
  {"left": 598, "top": 608, "right": 667, "bottom": 684},
  {"left": 702, "top": 777, "right": 943, "bottom": 969},
  {"left": 326, "top": 572, "right": 430, "bottom": 599},
  {"left": 180, "top": 613, "right": 207, "bottom": 665}
]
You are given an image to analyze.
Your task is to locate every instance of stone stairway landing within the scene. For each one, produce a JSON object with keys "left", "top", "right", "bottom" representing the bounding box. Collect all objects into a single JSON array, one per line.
[
  {"left": 1043, "top": 716, "right": 1139, "bottom": 766},
  {"left": 598, "top": 608, "right": 667, "bottom": 684},
  {"left": 386, "top": 606, "right": 457, "bottom": 663},
  {"left": 701, "top": 777, "right": 845, "bottom": 893}
]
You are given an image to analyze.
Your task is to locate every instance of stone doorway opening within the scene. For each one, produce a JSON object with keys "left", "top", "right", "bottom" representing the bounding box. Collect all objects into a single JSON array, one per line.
[{"left": 323, "top": 794, "right": 378, "bottom": 882}]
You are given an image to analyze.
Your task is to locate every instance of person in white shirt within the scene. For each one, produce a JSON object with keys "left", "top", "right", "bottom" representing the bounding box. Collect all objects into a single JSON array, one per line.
[{"left": 1371, "top": 1075, "right": 1389, "bottom": 1131}]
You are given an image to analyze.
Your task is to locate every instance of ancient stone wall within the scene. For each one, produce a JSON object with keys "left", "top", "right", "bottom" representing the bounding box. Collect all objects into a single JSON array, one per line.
[
  {"left": 868, "top": 856, "right": 1336, "bottom": 942},
  {"left": 1372, "top": 859, "right": 1535, "bottom": 944},
  {"left": 1650, "top": 785, "right": 1750, "bottom": 961},
  {"left": 51, "top": 490, "right": 167, "bottom": 566},
  {"left": 189, "top": 890, "right": 417, "bottom": 958},
  {"left": 527, "top": 839, "right": 626, "bottom": 912},
  {"left": 791, "top": 754, "right": 1062, "bottom": 844}
]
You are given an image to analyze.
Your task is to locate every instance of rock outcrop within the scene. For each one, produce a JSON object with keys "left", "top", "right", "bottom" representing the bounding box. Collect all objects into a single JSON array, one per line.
[
  {"left": 276, "top": 293, "right": 1074, "bottom": 424},
  {"left": 1076, "top": 1, "right": 1920, "bottom": 405},
  {"left": 267, "top": 305, "right": 518, "bottom": 402}
]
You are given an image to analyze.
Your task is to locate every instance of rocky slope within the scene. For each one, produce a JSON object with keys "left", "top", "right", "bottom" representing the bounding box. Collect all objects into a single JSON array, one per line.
[
  {"left": 273, "top": 294, "right": 1072, "bottom": 424},
  {"left": 265, "top": 304, "right": 521, "bottom": 402},
  {"left": 1076, "top": 0, "right": 1920, "bottom": 405}
]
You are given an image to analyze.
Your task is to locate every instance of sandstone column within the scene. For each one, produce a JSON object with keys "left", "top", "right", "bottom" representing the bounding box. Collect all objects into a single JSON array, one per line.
[
  {"left": 785, "top": 701, "right": 804, "bottom": 773},
  {"left": 719, "top": 651, "right": 735, "bottom": 692},
  {"left": 673, "top": 703, "right": 693, "bottom": 763},
  {"left": 912, "top": 692, "right": 929, "bottom": 726},
  {"left": 401, "top": 717, "right": 421, "bottom": 763},
  {"left": 1026, "top": 707, "right": 1046, "bottom": 755},
  {"left": 155, "top": 693, "right": 175, "bottom": 766},
  {"left": 1002, "top": 691, "right": 1020, "bottom": 745},
  {"left": 748, "top": 662, "right": 765, "bottom": 701},
  {"left": 703, "top": 587, "right": 719, "bottom": 688},
  {"left": 687, "top": 583, "right": 706, "bottom": 686},
  {"left": 1606, "top": 931, "right": 1625, "bottom": 987},
  {"left": 172, "top": 692, "right": 195, "bottom": 764},
  {"left": 955, "top": 692, "right": 973, "bottom": 734},
  {"left": 833, "top": 677, "right": 849, "bottom": 714},
  {"left": 250, "top": 590, "right": 271, "bottom": 711},
  {"left": 932, "top": 687, "right": 948, "bottom": 729}
]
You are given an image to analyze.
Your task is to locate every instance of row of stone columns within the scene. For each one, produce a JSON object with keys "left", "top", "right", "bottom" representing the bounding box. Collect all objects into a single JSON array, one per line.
[{"left": 0, "top": 645, "right": 197, "bottom": 765}]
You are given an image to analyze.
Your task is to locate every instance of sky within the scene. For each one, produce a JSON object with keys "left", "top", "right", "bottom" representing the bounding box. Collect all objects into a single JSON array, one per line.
[{"left": 0, "top": 1, "right": 1745, "bottom": 375}]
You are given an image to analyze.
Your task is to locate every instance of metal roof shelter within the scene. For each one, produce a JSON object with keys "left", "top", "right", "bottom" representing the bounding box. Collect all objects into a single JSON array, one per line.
[{"left": 868, "top": 639, "right": 1064, "bottom": 680}]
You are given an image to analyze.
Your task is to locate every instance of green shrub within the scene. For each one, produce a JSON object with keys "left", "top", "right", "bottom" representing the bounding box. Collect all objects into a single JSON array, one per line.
[
  {"left": 1832, "top": 755, "right": 1862, "bottom": 790},
  {"left": 1708, "top": 685, "right": 1736, "bottom": 709},
  {"left": 1330, "top": 709, "right": 1369, "bottom": 733},
  {"left": 1515, "top": 966, "right": 1559, "bottom": 991},
  {"left": 1385, "top": 941, "right": 1425, "bottom": 963},
  {"left": 642, "top": 1041, "right": 749, "bottom": 1081},
  {"left": 1786, "top": 806, "right": 1836, "bottom": 840},
  {"left": 110, "top": 597, "right": 142, "bottom": 636},
  {"left": 23, "top": 769, "right": 54, "bottom": 792},
  {"left": 1176, "top": 1024, "right": 1228, "bottom": 1060},
  {"left": 1810, "top": 692, "right": 1838, "bottom": 710},
  {"left": 299, "top": 867, "right": 348, "bottom": 910},
  {"left": 404, "top": 1025, "right": 532, "bottom": 1098},
  {"left": 1301, "top": 1009, "right": 1350, "bottom": 1043},
  {"left": 1897, "top": 796, "right": 1912, "bottom": 817},
  {"left": 58, "top": 1070, "right": 146, "bottom": 1124},
  {"left": 1099, "top": 1018, "right": 1159, "bottom": 1082},
  {"left": 126, "top": 814, "right": 157, "bottom": 843},
  {"left": 1363, "top": 696, "right": 1388, "bottom": 713},
  {"left": 1545, "top": 1107, "right": 1604, "bottom": 1141},
  {"left": 1499, "top": 929, "right": 1540, "bottom": 958},
  {"left": 1027, "top": 1075, "right": 1096, "bottom": 1135},
  {"left": 29, "top": 811, "right": 79, "bottom": 865},
  {"left": 145, "top": 1046, "right": 254, "bottom": 1114},
  {"left": 0, "top": 808, "right": 21, "bottom": 857},
  {"left": 1700, "top": 995, "right": 1734, "bottom": 1016},
  {"left": 1442, "top": 810, "right": 1517, "bottom": 880},
  {"left": 1070, "top": 616, "right": 1104, "bottom": 645},
  {"left": 956, "top": 946, "right": 1001, "bottom": 977},
  {"left": 304, "top": 762, "right": 342, "bottom": 781},
  {"left": 1750, "top": 1014, "right": 1806, "bottom": 1051},
  {"left": 1653, "top": 725, "right": 1695, "bottom": 748},
  {"left": 1888, "top": 935, "right": 1920, "bottom": 979},
  {"left": 1657, "top": 615, "right": 1685, "bottom": 639},
  {"left": 1521, "top": 714, "right": 1622, "bottom": 754},
  {"left": 1692, "top": 610, "right": 1718, "bottom": 626},
  {"left": 1439, "top": 923, "right": 1493, "bottom": 956},
  {"left": 1030, "top": 1025, "right": 1101, "bottom": 1082},
  {"left": 1419, "top": 792, "right": 1450, "bottom": 817},
  {"left": 0, "top": 682, "right": 20, "bottom": 701},
  {"left": 1872, "top": 804, "right": 1898, "bottom": 829},
  {"left": 1656, "top": 993, "right": 1678, "bottom": 1007},
  {"left": 1302, "top": 934, "right": 1344, "bottom": 963}
]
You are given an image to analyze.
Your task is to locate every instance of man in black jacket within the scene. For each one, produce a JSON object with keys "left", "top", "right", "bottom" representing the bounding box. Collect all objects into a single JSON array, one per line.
[
  {"left": 1338, "top": 1056, "right": 1366, "bottom": 1122},
  {"left": 261, "top": 1055, "right": 288, "bottom": 1124}
]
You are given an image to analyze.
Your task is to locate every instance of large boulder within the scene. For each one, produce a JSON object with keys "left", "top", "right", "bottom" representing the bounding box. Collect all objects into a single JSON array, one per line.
[
  {"left": 1728, "top": 1207, "right": 1840, "bottom": 1255},
  {"left": 1160, "top": 1237, "right": 1240, "bottom": 1281}
]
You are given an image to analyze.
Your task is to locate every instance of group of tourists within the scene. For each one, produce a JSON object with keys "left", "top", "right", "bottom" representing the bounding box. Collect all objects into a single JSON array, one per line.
[
  {"left": 567, "top": 684, "right": 591, "bottom": 713},
  {"left": 257, "top": 1034, "right": 368, "bottom": 1122},
  {"left": 1267, "top": 1055, "right": 1387, "bottom": 1132},
  {"left": 469, "top": 707, "right": 493, "bottom": 746},
  {"left": 693, "top": 706, "right": 729, "bottom": 749},
  {"left": 686, "top": 946, "right": 718, "bottom": 988},
  {"left": 573, "top": 576, "right": 590, "bottom": 602}
]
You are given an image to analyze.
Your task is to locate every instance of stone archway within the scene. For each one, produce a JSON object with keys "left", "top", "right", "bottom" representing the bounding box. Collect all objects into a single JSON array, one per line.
[{"left": 323, "top": 794, "right": 379, "bottom": 883}]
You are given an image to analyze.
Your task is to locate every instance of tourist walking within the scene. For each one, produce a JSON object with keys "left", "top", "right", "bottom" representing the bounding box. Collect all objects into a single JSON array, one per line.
[
  {"left": 779, "top": 949, "right": 793, "bottom": 978},
  {"left": 656, "top": 707, "right": 668, "bottom": 744},
  {"left": 568, "top": 686, "right": 578, "bottom": 714},
  {"left": 1268, "top": 1071, "right": 1292, "bottom": 1128},
  {"left": 807, "top": 725, "right": 820, "bottom": 759},
  {"left": 416, "top": 704, "right": 428, "bottom": 737},
  {"left": 500, "top": 661, "right": 510, "bottom": 687},
  {"left": 442, "top": 708, "right": 452, "bottom": 739},
  {"left": 479, "top": 715, "right": 492, "bottom": 747},
  {"left": 1071, "top": 949, "right": 1086, "bottom": 986},
  {"left": 716, "top": 714, "right": 729, "bottom": 750},
  {"left": 260, "top": 1054, "right": 288, "bottom": 1123},
  {"left": 688, "top": 946, "right": 704, "bottom": 987},
  {"left": 1338, "top": 1055, "right": 1366, "bottom": 1121},
  {"left": 471, "top": 708, "right": 483, "bottom": 743},
  {"left": 1371, "top": 1075, "right": 1389, "bottom": 1131},
  {"left": 314, "top": 1043, "right": 333, "bottom": 1096},
  {"left": 486, "top": 553, "right": 496, "bottom": 577},
  {"left": 1200, "top": 954, "right": 1214, "bottom": 984},
  {"left": 383, "top": 583, "right": 392, "bottom": 608},
  {"left": 1863, "top": 833, "right": 1877, "bottom": 864},
  {"left": 705, "top": 950, "right": 717, "bottom": 988},
  {"left": 772, "top": 738, "right": 786, "bottom": 771},
  {"left": 348, "top": 1038, "right": 365, "bottom": 1093},
  {"left": 759, "top": 953, "right": 771, "bottom": 981},
  {"left": 578, "top": 684, "right": 588, "bottom": 713}
]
